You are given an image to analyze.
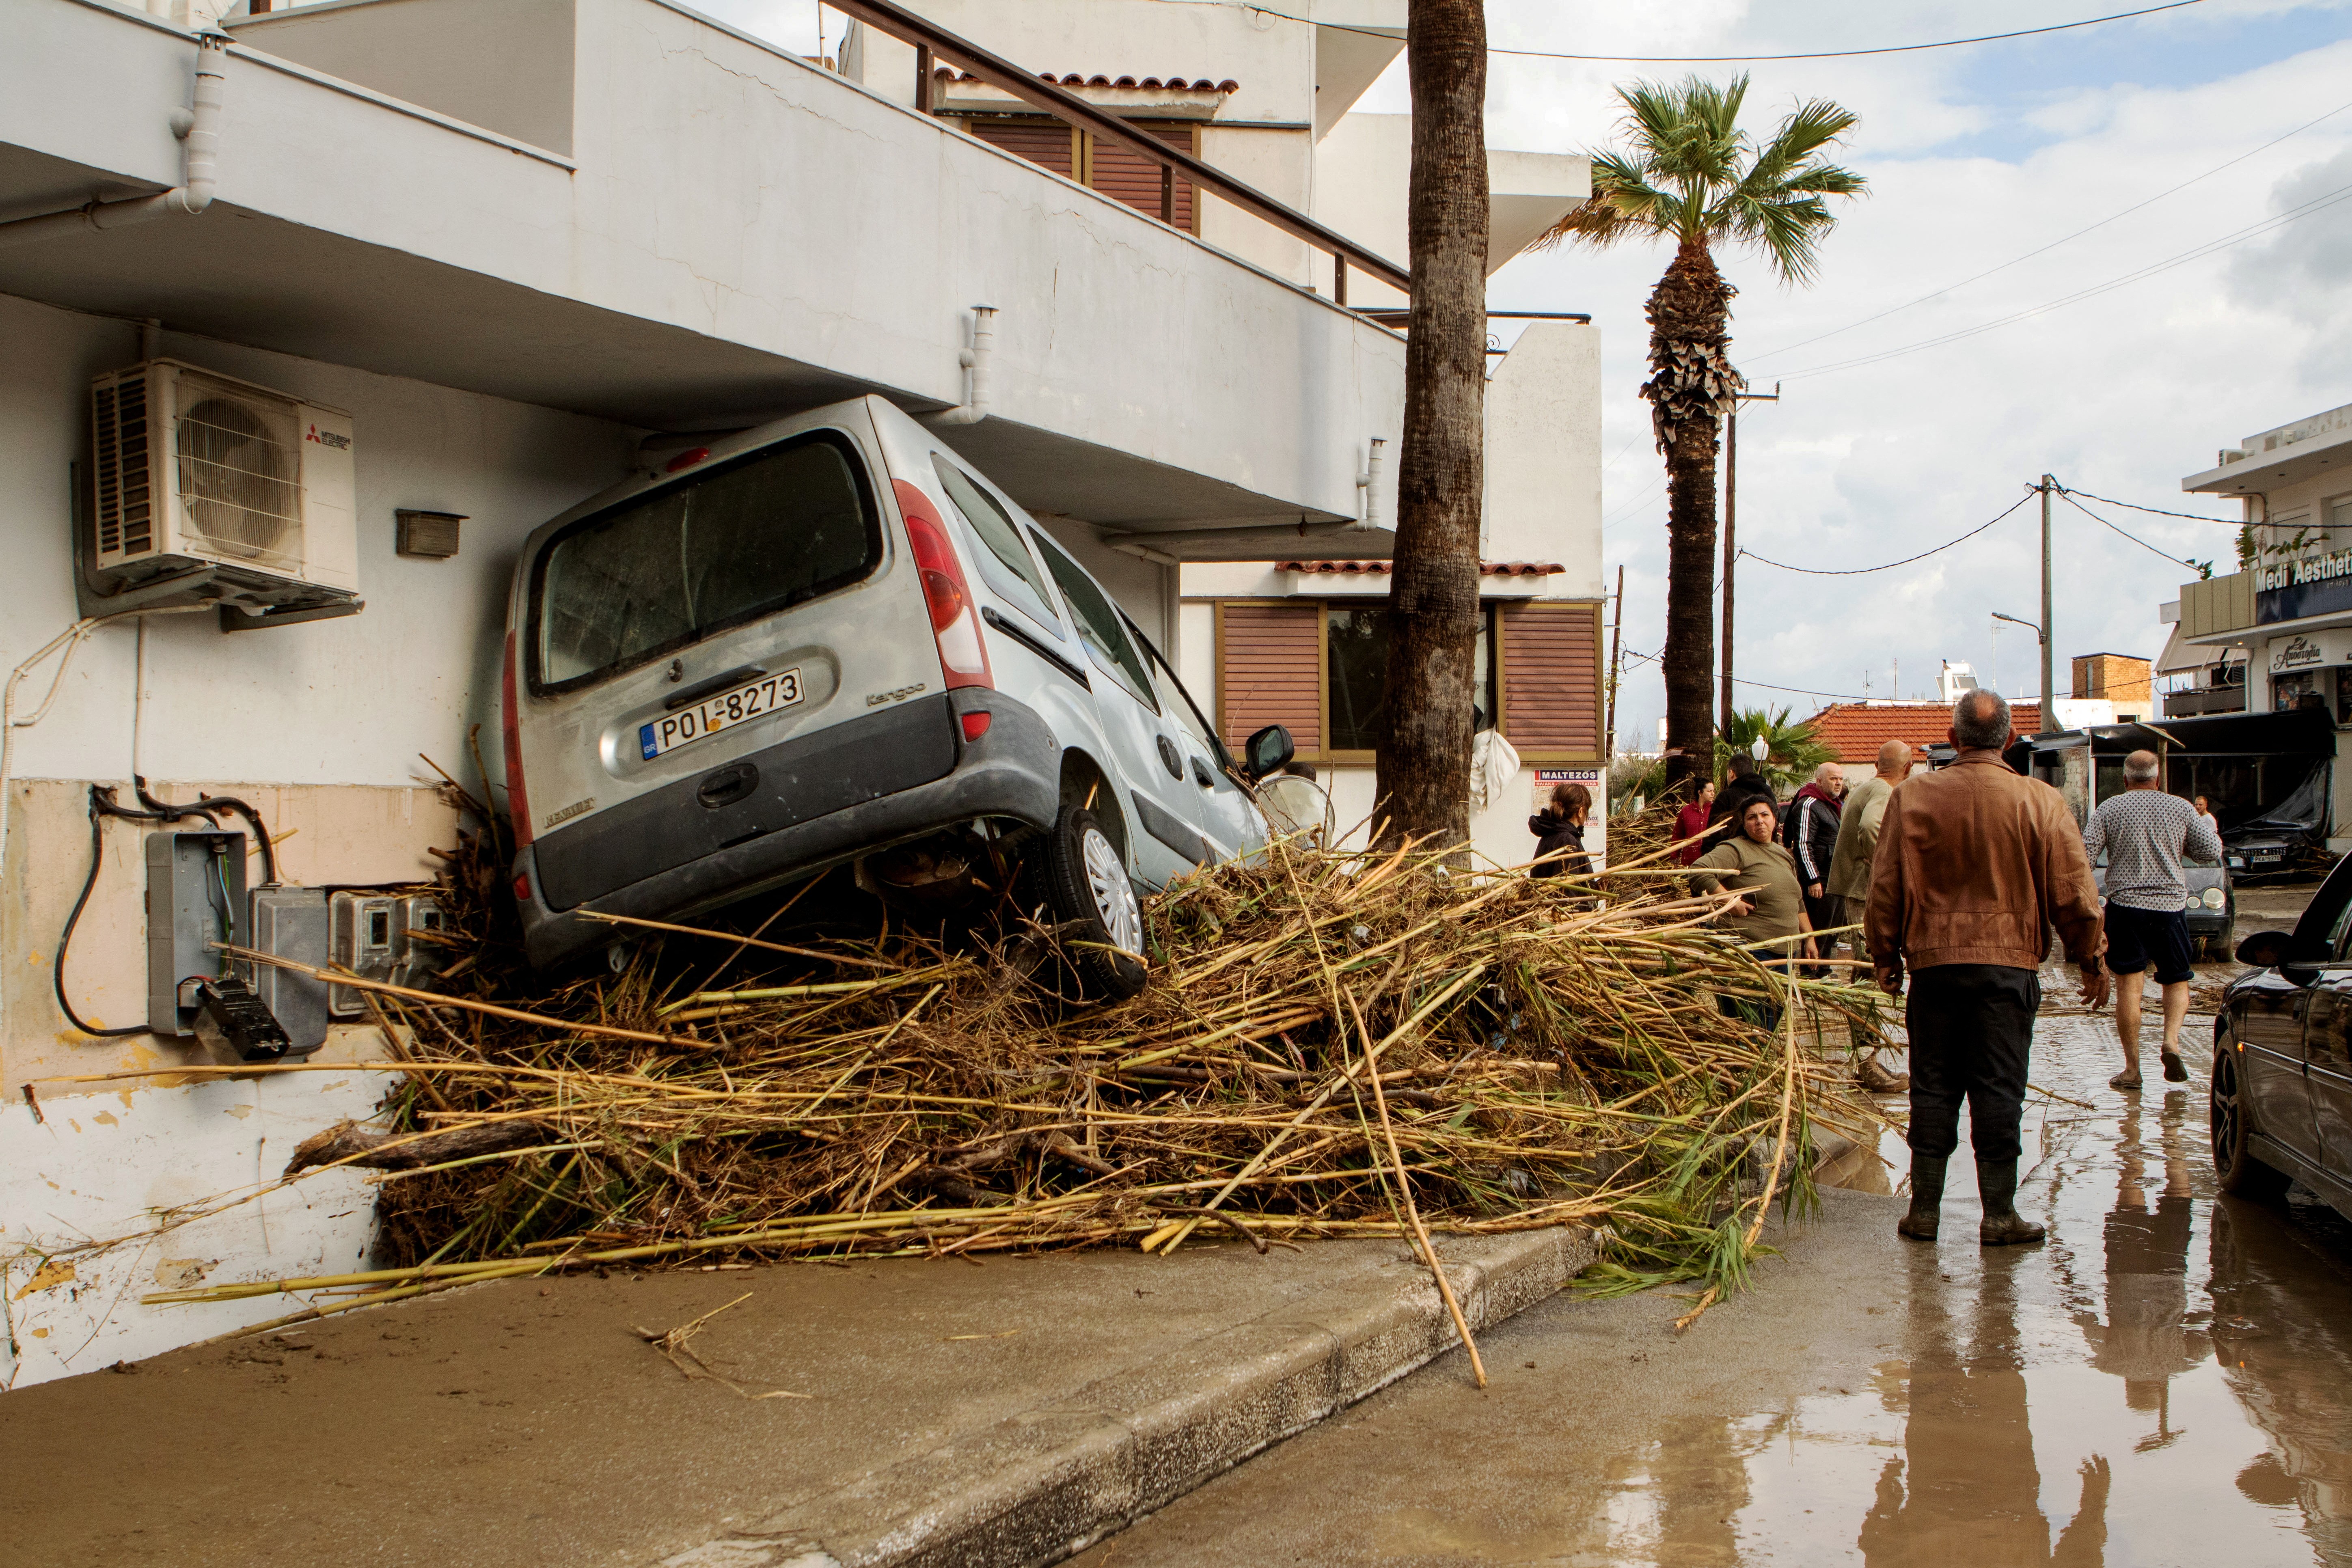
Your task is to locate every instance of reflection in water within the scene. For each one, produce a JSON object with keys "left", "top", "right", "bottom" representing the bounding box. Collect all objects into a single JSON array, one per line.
[
  {"left": 1857, "top": 1248, "right": 2109, "bottom": 1565},
  {"left": 2079, "top": 1094, "right": 2207, "bottom": 1422}
]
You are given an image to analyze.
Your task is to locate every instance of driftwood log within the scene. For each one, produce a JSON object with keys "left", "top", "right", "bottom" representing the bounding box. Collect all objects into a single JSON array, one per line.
[{"left": 285, "top": 1118, "right": 544, "bottom": 1177}]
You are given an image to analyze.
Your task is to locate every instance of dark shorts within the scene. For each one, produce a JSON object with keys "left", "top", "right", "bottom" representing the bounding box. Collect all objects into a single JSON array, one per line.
[{"left": 2103, "top": 899, "right": 2194, "bottom": 984}]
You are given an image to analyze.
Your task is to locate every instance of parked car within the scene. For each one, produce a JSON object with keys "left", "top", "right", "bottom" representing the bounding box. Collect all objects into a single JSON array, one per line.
[
  {"left": 501, "top": 395, "right": 1291, "bottom": 994},
  {"left": 2091, "top": 850, "right": 2235, "bottom": 960},
  {"left": 2213, "top": 852, "right": 2352, "bottom": 1224}
]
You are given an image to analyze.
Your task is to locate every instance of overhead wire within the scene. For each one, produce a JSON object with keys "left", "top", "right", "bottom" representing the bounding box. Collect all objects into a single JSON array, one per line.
[
  {"left": 1149, "top": 0, "right": 2207, "bottom": 63},
  {"left": 1737, "top": 492, "right": 2035, "bottom": 576},
  {"left": 2058, "top": 486, "right": 2242, "bottom": 525},
  {"left": 1780, "top": 174, "right": 2352, "bottom": 381},
  {"left": 2054, "top": 487, "right": 2210, "bottom": 571},
  {"left": 1750, "top": 95, "right": 2352, "bottom": 365}
]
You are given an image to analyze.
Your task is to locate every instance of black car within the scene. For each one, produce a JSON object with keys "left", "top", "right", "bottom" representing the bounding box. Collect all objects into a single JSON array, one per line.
[{"left": 2216, "top": 854, "right": 2352, "bottom": 1223}]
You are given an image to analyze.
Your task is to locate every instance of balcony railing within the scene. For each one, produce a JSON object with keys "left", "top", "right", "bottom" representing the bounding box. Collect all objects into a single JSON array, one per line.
[
  {"left": 2177, "top": 570, "right": 2255, "bottom": 638},
  {"left": 2163, "top": 686, "right": 2247, "bottom": 718}
]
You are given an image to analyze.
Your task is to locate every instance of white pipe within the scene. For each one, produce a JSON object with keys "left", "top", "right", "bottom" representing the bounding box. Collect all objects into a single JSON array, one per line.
[
  {"left": 932, "top": 305, "right": 997, "bottom": 426},
  {"left": 0, "top": 31, "right": 229, "bottom": 250},
  {"left": 1111, "top": 541, "right": 1181, "bottom": 567},
  {"left": 1352, "top": 436, "right": 1387, "bottom": 531}
]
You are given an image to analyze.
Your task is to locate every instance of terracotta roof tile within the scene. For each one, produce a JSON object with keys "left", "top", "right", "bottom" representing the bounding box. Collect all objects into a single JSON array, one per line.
[
  {"left": 934, "top": 69, "right": 1239, "bottom": 93},
  {"left": 1278, "top": 560, "right": 1565, "bottom": 576},
  {"left": 1801, "top": 701, "right": 2044, "bottom": 764}
]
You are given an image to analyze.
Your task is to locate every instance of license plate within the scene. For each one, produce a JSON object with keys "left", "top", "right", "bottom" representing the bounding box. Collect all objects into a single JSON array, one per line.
[{"left": 639, "top": 668, "right": 803, "bottom": 760}]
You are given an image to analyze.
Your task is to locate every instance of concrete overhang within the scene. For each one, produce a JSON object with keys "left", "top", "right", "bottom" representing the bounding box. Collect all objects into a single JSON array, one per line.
[
  {"left": 2184, "top": 422, "right": 2352, "bottom": 495},
  {"left": 1, "top": 0, "right": 1403, "bottom": 554}
]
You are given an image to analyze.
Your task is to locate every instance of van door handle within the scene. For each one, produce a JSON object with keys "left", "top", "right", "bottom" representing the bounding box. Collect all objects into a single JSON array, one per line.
[
  {"left": 1191, "top": 757, "right": 1216, "bottom": 789},
  {"left": 697, "top": 762, "right": 760, "bottom": 809}
]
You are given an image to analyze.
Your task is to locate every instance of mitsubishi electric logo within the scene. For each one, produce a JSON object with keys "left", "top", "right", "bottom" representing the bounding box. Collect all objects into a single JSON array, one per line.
[{"left": 304, "top": 423, "right": 351, "bottom": 451}]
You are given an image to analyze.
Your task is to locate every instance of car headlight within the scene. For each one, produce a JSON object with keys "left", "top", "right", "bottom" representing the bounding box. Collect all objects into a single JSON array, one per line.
[{"left": 2201, "top": 886, "right": 2227, "bottom": 909}]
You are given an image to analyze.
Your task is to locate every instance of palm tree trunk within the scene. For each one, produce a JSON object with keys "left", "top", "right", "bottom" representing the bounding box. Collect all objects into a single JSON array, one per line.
[
  {"left": 1643, "top": 236, "right": 1740, "bottom": 792},
  {"left": 1375, "top": 0, "right": 1489, "bottom": 851}
]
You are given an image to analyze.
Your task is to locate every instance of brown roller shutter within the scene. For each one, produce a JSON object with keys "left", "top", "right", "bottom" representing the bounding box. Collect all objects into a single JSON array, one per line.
[
  {"left": 1500, "top": 601, "right": 1601, "bottom": 759},
  {"left": 966, "top": 117, "right": 1076, "bottom": 179},
  {"left": 1218, "top": 602, "right": 1321, "bottom": 757},
  {"left": 1086, "top": 123, "right": 1197, "bottom": 231}
]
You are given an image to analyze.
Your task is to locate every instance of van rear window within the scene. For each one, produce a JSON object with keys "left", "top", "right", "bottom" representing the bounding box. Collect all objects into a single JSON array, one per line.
[{"left": 532, "top": 432, "right": 879, "bottom": 691}]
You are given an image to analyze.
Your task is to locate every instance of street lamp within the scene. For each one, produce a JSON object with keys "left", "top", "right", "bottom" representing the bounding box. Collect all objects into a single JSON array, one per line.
[{"left": 1992, "top": 612, "right": 2047, "bottom": 724}]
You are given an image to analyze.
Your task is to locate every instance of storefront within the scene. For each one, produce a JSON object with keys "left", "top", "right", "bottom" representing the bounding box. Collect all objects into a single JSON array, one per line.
[{"left": 2264, "top": 628, "right": 2352, "bottom": 720}]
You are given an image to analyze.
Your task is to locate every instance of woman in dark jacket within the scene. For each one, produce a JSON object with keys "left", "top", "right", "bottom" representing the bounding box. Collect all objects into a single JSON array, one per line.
[{"left": 1528, "top": 783, "right": 1592, "bottom": 878}]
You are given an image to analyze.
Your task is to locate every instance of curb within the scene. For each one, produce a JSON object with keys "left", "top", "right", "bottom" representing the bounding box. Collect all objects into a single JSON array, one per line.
[{"left": 659, "top": 1226, "right": 1597, "bottom": 1568}]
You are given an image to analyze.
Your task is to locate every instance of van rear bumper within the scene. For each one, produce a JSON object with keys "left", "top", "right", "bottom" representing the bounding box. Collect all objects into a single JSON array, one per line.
[{"left": 514, "top": 689, "right": 1059, "bottom": 968}]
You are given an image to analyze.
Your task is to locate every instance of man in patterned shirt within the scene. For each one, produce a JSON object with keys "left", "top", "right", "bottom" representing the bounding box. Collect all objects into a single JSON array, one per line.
[{"left": 2084, "top": 750, "right": 2224, "bottom": 1091}]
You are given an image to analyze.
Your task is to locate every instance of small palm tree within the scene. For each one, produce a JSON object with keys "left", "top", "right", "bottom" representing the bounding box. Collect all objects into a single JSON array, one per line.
[
  {"left": 1546, "top": 76, "right": 1865, "bottom": 793},
  {"left": 1714, "top": 705, "right": 1837, "bottom": 793}
]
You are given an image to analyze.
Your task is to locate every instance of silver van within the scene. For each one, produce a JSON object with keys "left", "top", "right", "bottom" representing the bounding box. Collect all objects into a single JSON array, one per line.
[{"left": 501, "top": 395, "right": 1292, "bottom": 993}]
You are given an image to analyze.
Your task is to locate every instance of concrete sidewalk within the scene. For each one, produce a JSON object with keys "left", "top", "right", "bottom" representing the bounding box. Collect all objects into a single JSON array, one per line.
[{"left": 0, "top": 1227, "right": 1593, "bottom": 1568}]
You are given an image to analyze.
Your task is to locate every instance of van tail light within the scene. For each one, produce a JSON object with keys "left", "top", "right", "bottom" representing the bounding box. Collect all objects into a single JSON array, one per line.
[
  {"left": 894, "top": 479, "right": 992, "bottom": 691},
  {"left": 960, "top": 711, "right": 993, "bottom": 742},
  {"left": 502, "top": 629, "right": 534, "bottom": 847}
]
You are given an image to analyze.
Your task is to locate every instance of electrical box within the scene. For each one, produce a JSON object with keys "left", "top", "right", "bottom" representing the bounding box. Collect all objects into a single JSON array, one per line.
[
  {"left": 326, "top": 889, "right": 446, "bottom": 1017},
  {"left": 246, "top": 887, "right": 334, "bottom": 1055},
  {"left": 145, "top": 829, "right": 247, "bottom": 1037}
]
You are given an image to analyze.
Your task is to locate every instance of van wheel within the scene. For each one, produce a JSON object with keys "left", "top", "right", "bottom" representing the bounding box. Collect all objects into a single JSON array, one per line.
[
  {"left": 1024, "top": 806, "right": 1147, "bottom": 1000},
  {"left": 2211, "top": 1031, "right": 2289, "bottom": 1199}
]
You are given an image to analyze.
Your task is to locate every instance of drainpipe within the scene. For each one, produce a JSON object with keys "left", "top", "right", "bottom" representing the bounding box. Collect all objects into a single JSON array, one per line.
[
  {"left": 0, "top": 31, "right": 229, "bottom": 250},
  {"left": 1352, "top": 437, "right": 1387, "bottom": 531},
  {"left": 931, "top": 305, "right": 997, "bottom": 426}
]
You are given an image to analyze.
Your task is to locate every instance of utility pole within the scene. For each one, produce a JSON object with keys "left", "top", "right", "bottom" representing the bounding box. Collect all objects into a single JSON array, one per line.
[
  {"left": 1605, "top": 563, "right": 1625, "bottom": 763},
  {"left": 2040, "top": 473, "right": 2055, "bottom": 730},
  {"left": 1718, "top": 383, "right": 1780, "bottom": 729}
]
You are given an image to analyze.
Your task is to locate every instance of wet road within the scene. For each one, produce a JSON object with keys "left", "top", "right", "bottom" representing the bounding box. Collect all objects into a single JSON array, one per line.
[{"left": 1072, "top": 886, "right": 2352, "bottom": 1567}]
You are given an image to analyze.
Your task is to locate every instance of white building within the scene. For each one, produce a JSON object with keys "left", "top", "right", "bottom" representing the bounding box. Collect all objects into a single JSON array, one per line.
[
  {"left": 2166, "top": 399, "right": 2352, "bottom": 846},
  {"left": 0, "top": 0, "right": 1599, "bottom": 1385}
]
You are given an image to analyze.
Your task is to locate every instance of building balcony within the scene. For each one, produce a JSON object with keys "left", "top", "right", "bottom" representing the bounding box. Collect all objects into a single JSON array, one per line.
[
  {"left": 2177, "top": 570, "right": 2256, "bottom": 638},
  {"left": 2163, "top": 686, "right": 2248, "bottom": 718}
]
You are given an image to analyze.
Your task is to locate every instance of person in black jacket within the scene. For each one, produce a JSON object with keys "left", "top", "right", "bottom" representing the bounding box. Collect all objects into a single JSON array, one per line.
[
  {"left": 1782, "top": 762, "right": 1845, "bottom": 973},
  {"left": 1528, "top": 783, "right": 1592, "bottom": 878},
  {"left": 1707, "top": 754, "right": 1778, "bottom": 845}
]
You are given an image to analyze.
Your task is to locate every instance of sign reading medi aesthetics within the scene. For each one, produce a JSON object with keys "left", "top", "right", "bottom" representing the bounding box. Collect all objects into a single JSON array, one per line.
[
  {"left": 2255, "top": 548, "right": 2352, "bottom": 624},
  {"left": 2267, "top": 628, "right": 2352, "bottom": 673}
]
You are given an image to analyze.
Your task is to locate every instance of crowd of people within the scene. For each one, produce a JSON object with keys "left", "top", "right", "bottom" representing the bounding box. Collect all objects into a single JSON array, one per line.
[{"left": 1545, "top": 688, "right": 2227, "bottom": 1248}]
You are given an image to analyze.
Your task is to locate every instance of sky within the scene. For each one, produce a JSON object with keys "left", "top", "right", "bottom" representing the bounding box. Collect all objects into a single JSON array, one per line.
[
  {"left": 1437, "top": 0, "right": 2352, "bottom": 746},
  {"left": 701, "top": 1, "right": 2352, "bottom": 744}
]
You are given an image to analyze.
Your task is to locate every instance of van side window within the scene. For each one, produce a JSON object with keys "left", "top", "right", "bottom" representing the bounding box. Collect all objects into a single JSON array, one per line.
[
  {"left": 1028, "top": 528, "right": 1156, "bottom": 709},
  {"left": 1139, "top": 630, "right": 1228, "bottom": 769},
  {"left": 933, "top": 458, "right": 1059, "bottom": 629}
]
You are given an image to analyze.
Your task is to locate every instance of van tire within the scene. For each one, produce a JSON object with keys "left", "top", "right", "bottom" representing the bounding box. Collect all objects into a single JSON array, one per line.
[{"left": 1023, "top": 805, "right": 1148, "bottom": 1000}]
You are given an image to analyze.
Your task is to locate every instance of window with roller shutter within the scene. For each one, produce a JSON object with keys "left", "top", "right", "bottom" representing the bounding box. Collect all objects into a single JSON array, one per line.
[
  {"left": 1215, "top": 602, "right": 1321, "bottom": 757},
  {"left": 960, "top": 116, "right": 1197, "bottom": 231},
  {"left": 1499, "top": 600, "right": 1603, "bottom": 761}
]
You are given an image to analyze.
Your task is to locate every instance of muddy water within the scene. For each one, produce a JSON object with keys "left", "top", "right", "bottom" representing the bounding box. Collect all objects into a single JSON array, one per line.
[
  {"left": 1713, "top": 999, "right": 2352, "bottom": 1566},
  {"left": 1070, "top": 930, "right": 2352, "bottom": 1568}
]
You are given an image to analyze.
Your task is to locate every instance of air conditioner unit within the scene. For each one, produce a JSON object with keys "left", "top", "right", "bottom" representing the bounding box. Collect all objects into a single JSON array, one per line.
[{"left": 87, "top": 359, "right": 360, "bottom": 617}]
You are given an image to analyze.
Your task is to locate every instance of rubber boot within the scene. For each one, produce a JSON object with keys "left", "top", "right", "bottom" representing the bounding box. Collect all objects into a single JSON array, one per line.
[
  {"left": 1977, "top": 1158, "right": 2046, "bottom": 1246},
  {"left": 1897, "top": 1155, "right": 1944, "bottom": 1241}
]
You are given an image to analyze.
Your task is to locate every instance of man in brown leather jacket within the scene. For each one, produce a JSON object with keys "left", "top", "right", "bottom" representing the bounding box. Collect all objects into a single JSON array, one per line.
[{"left": 1865, "top": 689, "right": 2107, "bottom": 1245}]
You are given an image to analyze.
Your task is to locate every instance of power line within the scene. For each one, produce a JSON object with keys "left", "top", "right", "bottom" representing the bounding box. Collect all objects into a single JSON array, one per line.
[
  {"left": 2059, "top": 486, "right": 2241, "bottom": 526},
  {"left": 1737, "top": 492, "right": 2035, "bottom": 576},
  {"left": 1749, "top": 95, "right": 2352, "bottom": 365},
  {"left": 2054, "top": 487, "right": 2210, "bottom": 570},
  {"left": 1780, "top": 174, "right": 2352, "bottom": 381},
  {"left": 1151, "top": 0, "right": 2207, "bottom": 63}
]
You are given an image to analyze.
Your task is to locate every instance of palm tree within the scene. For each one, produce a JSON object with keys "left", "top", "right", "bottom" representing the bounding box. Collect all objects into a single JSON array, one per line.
[
  {"left": 1714, "top": 705, "right": 1837, "bottom": 793},
  {"left": 1546, "top": 76, "right": 1865, "bottom": 792}
]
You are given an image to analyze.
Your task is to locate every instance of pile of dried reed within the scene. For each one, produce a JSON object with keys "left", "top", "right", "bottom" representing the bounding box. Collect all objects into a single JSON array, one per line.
[{"left": 140, "top": 823, "right": 1891, "bottom": 1344}]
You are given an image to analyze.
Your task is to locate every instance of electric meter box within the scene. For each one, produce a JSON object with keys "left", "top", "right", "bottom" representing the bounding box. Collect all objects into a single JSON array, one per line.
[
  {"left": 326, "top": 889, "right": 446, "bottom": 1018},
  {"left": 246, "top": 887, "right": 334, "bottom": 1055},
  {"left": 145, "top": 829, "right": 247, "bottom": 1037}
]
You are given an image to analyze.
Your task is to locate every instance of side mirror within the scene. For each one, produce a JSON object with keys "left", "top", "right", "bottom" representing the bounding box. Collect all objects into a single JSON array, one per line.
[
  {"left": 1243, "top": 725, "right": 1295, "bottom": 782},
  {"left": 2236, "top": 930, "right": 2326, "bottom": 976}
]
